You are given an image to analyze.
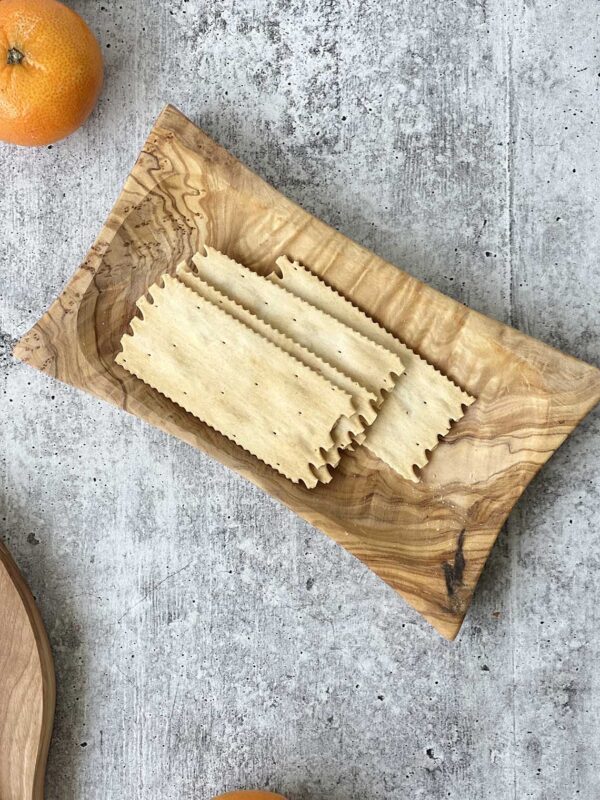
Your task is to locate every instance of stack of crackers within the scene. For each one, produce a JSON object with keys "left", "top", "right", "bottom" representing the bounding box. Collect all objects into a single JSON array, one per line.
[{"left": 116, "top": 248, "right": 473, "bottom": 488}]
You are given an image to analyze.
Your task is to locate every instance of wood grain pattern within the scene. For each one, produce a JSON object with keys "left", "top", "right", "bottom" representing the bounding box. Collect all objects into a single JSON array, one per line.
[
  {"left": 13, "top": 105, "right": 600, "bottom": 639},
  {"left": 0, "top": 541, "right": 55, "bottom": 800}
]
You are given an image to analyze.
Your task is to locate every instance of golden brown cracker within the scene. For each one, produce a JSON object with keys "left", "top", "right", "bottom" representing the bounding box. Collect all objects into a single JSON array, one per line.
[
  {"left": 273, "top": 256, "right": 474, "bottom": 481},
  {"left": 190, "top": 247, "right": 404, "bottom": 401},
  {"left": 116, "top": 275, "right": 355, "bottom": 487}
]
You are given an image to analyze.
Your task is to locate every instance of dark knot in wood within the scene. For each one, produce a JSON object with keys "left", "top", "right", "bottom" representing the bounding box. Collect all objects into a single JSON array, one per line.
[{"left": 443, "top": 528, "right": 466, "bottom": 597}]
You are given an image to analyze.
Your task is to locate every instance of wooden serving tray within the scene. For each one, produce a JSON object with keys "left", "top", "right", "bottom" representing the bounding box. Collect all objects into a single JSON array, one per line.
[
  {"left": 0, "top": 541, "right": 55, "bottom": 800},
  {"left": 14, "top": 105, "right": 600, "bottom": 639}
]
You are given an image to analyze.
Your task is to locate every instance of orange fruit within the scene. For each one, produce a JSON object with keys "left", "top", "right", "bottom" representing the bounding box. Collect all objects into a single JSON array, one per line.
[
  {"left": 0, "top": 0, "right": 103, "bottom": 146},
  {"left": 213, "top": 793, "right": 287, "bottom": 800}
]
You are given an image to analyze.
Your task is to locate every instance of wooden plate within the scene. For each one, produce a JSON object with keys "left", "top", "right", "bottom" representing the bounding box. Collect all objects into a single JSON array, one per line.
[
  {"left": 0, "top": 541, "right": 55, "bottom": 800},
  {"left": 14, "top": 105, "right": 600, "bottom": 639}
]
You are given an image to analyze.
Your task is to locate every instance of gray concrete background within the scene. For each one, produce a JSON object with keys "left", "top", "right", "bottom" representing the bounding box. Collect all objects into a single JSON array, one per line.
[{"left": 1, "top": 1, "right": 599, "bottom": 798}]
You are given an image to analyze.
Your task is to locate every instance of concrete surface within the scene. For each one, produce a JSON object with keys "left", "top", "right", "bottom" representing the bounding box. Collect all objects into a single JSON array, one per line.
[{"left": 1, "top": 1, "right": 599, "bottom": 798}]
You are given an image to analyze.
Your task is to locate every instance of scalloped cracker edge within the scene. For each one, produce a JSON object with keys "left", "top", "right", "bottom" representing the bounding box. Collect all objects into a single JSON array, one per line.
[
  {"left": 273, "top": 256, "right": 475, "bottom": 482},
  {"left": 116, "top": 275, "right": 355, "bottom": 488},
  {"left": 191, "top": 247, "right": 405, "bottom": 402}
]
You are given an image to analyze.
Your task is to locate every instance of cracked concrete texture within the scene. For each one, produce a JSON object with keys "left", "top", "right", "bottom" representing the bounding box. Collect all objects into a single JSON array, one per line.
[{"left": 0, "top": 1, "right": 599, "bottom": 798}]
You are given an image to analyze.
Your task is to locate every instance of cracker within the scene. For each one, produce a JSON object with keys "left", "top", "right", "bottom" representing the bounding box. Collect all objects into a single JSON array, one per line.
[
  {"left": 116, "top": 275, "right": 355, "bottom": 488},
  {"left": 273, "top": 257, "right": 475, "bottom": 481},
  {"left": 176, "top": 261, "right": 367, "bottom": 472},
  {"left": 176, "top": 261, "right": 377, "bottom": 444},
  {"left": 190, "top": 248, "right": 405, "bottom": 401}
]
